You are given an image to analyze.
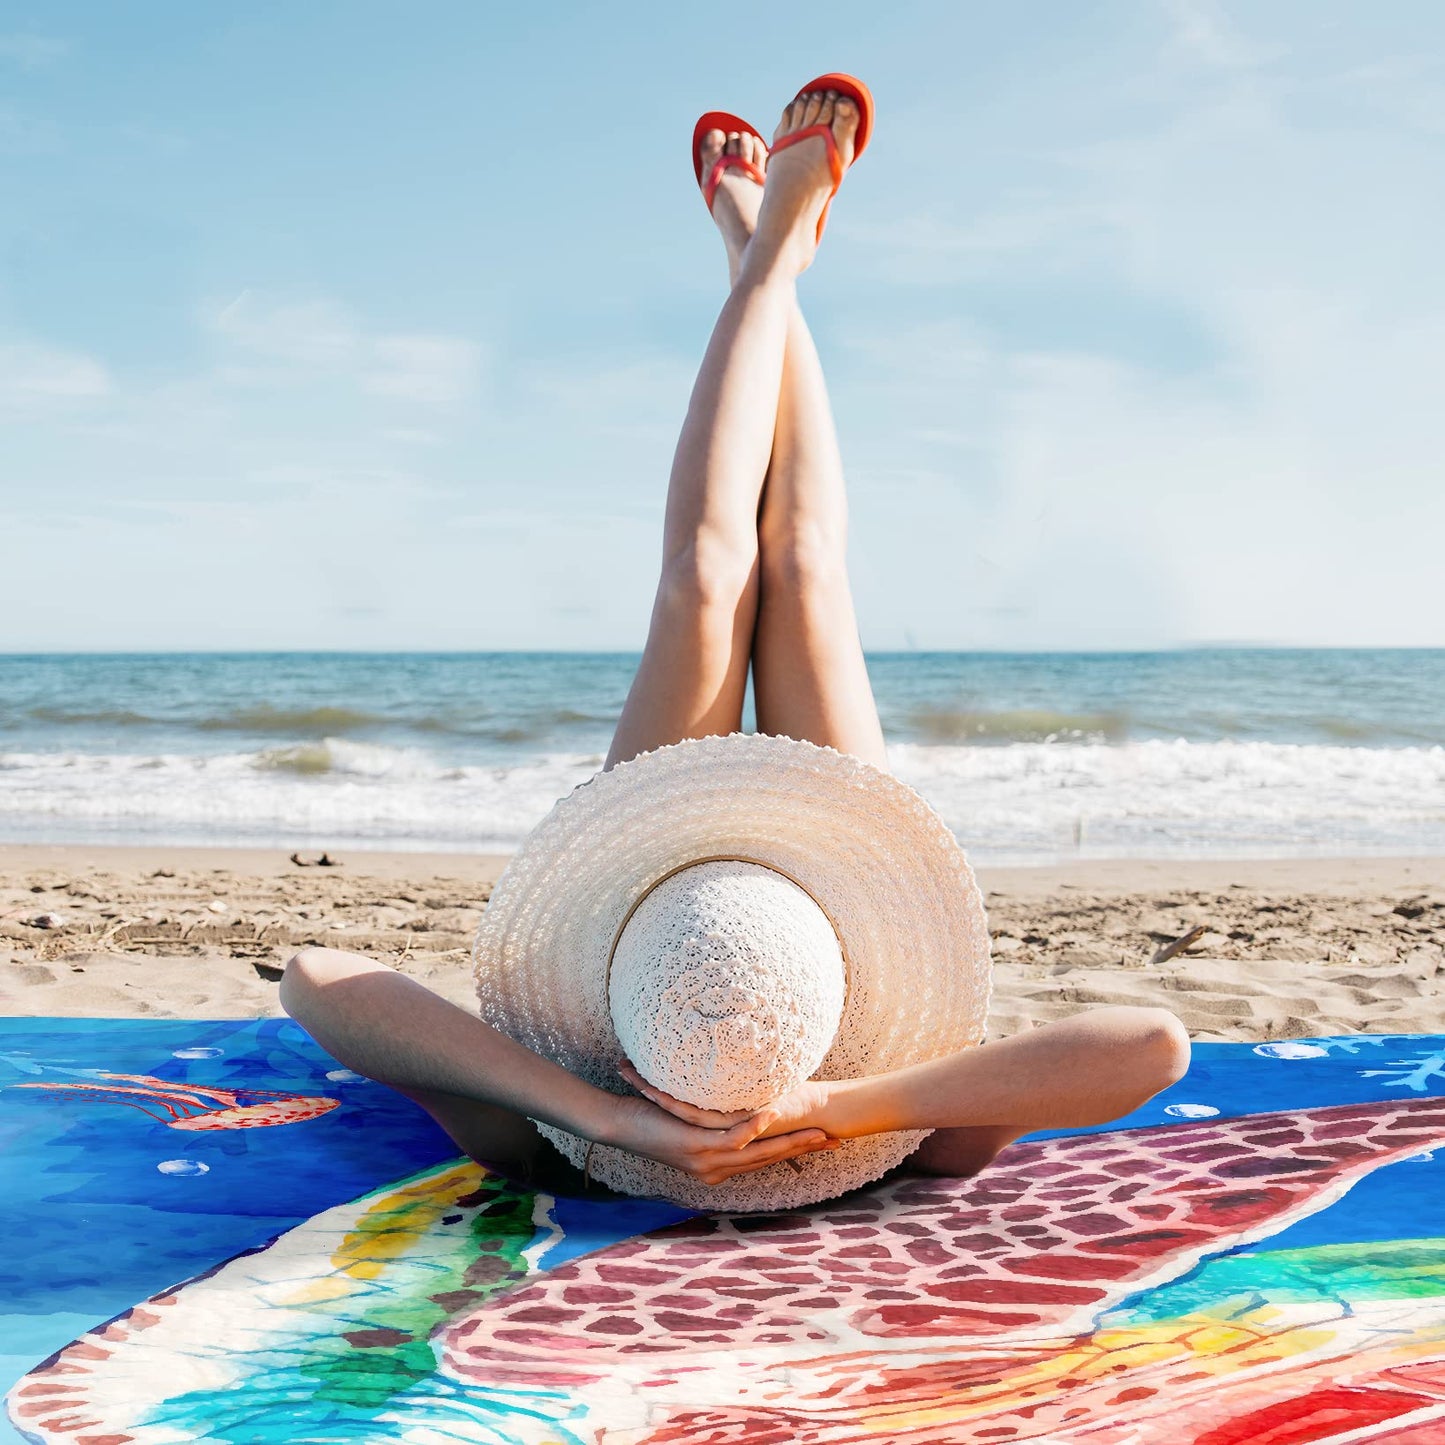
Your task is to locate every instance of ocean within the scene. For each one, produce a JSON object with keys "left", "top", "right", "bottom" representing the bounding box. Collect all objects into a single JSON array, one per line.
[{"left": 1, "top": 650, "right": 1442, "bottom": 865}]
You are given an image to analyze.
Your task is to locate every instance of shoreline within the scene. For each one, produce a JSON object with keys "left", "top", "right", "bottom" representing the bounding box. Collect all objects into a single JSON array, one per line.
[
  {"left": 2, "top": 844, "right": 1442, "bottom": 1041},
  {"left": 5, "top": 841, "right": 1444, "bottom": 890}
]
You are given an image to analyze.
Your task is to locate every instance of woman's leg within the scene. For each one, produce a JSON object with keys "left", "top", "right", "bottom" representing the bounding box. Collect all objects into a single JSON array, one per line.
[
  {"left": 607, "top": 92, "right": 866, "bottom": 769},
  {"left": 605, "top": 132, "right": 788, "bottom": 769},
  {"left": 752, "top": 301, "right": 888, "bottom": 768},
  {"left": 748, "top": 94, "right": 888, "bottom": 770}
]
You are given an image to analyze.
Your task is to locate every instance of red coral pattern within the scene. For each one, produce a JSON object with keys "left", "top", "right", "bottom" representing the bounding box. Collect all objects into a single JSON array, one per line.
[{"left": 437, "top": 1097, "right": 1445, "bottom": 1441}]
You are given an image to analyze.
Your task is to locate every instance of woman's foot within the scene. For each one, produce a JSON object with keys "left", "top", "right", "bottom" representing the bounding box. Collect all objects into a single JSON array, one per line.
[
  {"left": 697, "top": 128, "right": 767, "bottom": 282},
  {"left": 748, "top": 89, "right": 860, "bottom": 278}
]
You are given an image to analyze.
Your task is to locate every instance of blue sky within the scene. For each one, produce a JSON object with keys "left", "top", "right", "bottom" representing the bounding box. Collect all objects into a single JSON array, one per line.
[{"left": 2, "top": 1, "right": 1441, "bottom": 651}]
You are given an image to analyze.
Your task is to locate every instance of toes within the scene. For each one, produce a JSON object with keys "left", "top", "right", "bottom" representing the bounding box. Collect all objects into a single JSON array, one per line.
[
  {"left": 799, "top": 89, "right": 824, "bottom": 128},
  {"left": 831, "top": 96, "right": 858, "bottom": 162},
  {"left": 746, "top": 131, "right": 767, "bottom": 172},
  {"left": 816, "top": 90, "right": 836, "bottom": 128},
  {"left": 700, "top": 126, "right": 726, "bottom": 167},
  {"left": 725, "top": 129, "right": 743, "bottom": 157}
]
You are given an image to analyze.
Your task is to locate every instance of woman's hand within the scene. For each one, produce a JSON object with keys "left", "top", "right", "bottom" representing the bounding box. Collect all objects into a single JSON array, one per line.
[
  {"left": 617, "top": 1062, "right": 837, "bottom": 1147},
  {"left": 602, "top": 1073, "right": 840, "bottom": 1187}
]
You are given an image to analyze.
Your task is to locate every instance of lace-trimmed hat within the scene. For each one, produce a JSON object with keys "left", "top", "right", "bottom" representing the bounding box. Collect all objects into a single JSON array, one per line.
[{"left": 472, "top": 732, "right": 991, "bottom": 1212}]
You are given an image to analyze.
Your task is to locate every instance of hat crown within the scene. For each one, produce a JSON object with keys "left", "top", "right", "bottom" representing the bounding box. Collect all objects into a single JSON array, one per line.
[{"left": 608, "top": 859, "right": 846, "bottom": 1112}]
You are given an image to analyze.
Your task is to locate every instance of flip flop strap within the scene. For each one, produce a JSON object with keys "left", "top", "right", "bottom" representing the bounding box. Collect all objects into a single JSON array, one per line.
[
  {"left": 768, "top": 122, "right": 845, "bottom": 186},
  {"left": 703, "top": 153, "right": 767, "bottom": 212}
]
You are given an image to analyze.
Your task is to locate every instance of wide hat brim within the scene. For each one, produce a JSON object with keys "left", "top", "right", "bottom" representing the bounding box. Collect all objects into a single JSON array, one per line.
[{"left": 472, "top": 732, "right": 992, "bottom": 1212}]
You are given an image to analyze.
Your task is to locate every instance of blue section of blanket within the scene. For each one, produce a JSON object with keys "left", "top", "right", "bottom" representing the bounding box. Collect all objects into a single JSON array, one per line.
[{"left": 2, "top": 1019, "right": 1444, "bottom": 1445}]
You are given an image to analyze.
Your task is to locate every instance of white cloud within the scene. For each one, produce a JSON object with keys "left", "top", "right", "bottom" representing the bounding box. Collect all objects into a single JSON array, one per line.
[
  {"left": 379, "top": 426, "right": 443, "bottom": 446},
  {"left": 850, "top": 200, "right": 1134, "bottom": 285},
  {"left": 0, "top": 341, "right": 112, "bottom": 411},
  {"left": 213, "top": 293, "right": 357, "bottom": 366},
  {"left": 208, "top": 291, "right": 484, "bottom": 408},
  {"left": 513, "top": 352, "right": 692, "bottom": 429},
  {"left": 1161, "top": 0, "right": 1273, "bottom": 71},
  {"left": 365, "top": 336, "right": 481, "bottom": 405}
]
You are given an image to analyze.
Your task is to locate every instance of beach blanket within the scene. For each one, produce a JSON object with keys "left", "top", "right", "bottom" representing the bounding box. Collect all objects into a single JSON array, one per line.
[{"left": 3, "top": 1020, "right": 1445, "bottom": 1444}]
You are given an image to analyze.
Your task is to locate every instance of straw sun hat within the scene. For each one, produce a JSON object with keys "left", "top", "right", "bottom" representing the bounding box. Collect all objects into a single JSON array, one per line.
[{"left": 472, "top": 732, "right": 992, "bottom": 1212}]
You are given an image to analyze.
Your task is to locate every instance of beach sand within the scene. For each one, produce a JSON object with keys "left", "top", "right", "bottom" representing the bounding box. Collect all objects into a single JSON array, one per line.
[{"left": 1, "top": 844, "right": 1442, "bottom": 1042}]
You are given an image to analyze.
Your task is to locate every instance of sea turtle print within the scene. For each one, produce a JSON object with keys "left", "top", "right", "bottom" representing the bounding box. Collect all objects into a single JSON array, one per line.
[{"left": 9, "top": 1096, "right": 1445, "bottom": 1444}]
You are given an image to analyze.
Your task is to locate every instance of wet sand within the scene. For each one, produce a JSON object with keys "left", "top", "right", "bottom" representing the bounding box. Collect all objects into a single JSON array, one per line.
[{"left": 1, "top": 845, "right": 1442, "bottom": 1042}]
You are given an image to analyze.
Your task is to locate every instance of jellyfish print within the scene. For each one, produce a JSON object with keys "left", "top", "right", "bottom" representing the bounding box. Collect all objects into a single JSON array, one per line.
[{"left": 10, "top": 1070, "right": 339, "bottom": 1130}]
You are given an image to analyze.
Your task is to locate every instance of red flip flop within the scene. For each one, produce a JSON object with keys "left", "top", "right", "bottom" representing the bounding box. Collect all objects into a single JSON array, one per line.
[
  {"left": 768, "top": 72, "right": 874, "bottom": 243},
  {"left": 692, "top": 110, "right": 768, "bottom": 213}
]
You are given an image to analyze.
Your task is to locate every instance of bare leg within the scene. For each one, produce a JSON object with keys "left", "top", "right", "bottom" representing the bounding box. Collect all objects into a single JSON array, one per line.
[
  {"left": 753, "top": 302, "right": 888, "bottom": 768},
  {"left": 278, "top": 117, "right": 864, "bottom": 1179},
  {"left": 604, "top": 144, "right": 787, "bottom": 768},
  {"left": 607, "top": 94, "right": 863, "bottom": 769},
  {"left": 748, "top": 93, "right": 887, "bottom": 768}
]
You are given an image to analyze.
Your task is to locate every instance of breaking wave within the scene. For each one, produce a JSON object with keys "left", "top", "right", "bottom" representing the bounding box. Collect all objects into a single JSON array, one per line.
[
  {"left": 903, "top": 707, "right": 1130, "bottom": 745},
  {"left": 1, "top": 737, "right": 1442, "bottom": 861}
]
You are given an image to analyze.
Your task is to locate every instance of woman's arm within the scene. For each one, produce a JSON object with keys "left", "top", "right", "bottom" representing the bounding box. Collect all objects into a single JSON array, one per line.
[
  {"left": 280, "top": 947, "right": 838, "bottom": 1186},
  {"left": 281, "top": 946, "right": 619, "bottom": 1141},
  {"left": 819, "top": 1006, "right": 1190, "bottom": 1136},
  {"left": 624, "top": 1006, "right": 1190, "bottom": 1143}
]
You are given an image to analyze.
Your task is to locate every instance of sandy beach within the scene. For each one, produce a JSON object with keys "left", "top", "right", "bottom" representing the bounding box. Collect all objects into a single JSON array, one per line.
[{"left": 1, "top": 844, "right": 1441, "bottom": 1042}]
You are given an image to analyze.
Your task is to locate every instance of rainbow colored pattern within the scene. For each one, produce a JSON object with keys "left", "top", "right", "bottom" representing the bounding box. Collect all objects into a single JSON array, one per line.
[{"left": 4, "top": 1023, "right": 1445, "bottom": 1444}]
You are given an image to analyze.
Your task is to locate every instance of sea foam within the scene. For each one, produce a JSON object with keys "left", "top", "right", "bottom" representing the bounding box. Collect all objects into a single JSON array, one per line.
[{"left": 1, "top": 737, "right": 1442, "bottom": 861}]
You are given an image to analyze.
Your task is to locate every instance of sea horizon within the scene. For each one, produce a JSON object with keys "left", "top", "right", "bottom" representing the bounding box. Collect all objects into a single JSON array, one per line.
[{"left": 6, "top": 645, "right": 1443, "bottom": 656}]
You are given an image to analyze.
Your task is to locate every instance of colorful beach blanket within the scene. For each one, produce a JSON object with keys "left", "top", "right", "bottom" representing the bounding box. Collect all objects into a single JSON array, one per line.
[{"left": 3, "top": 1020, "right": 1445, "bottom": 1444}]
